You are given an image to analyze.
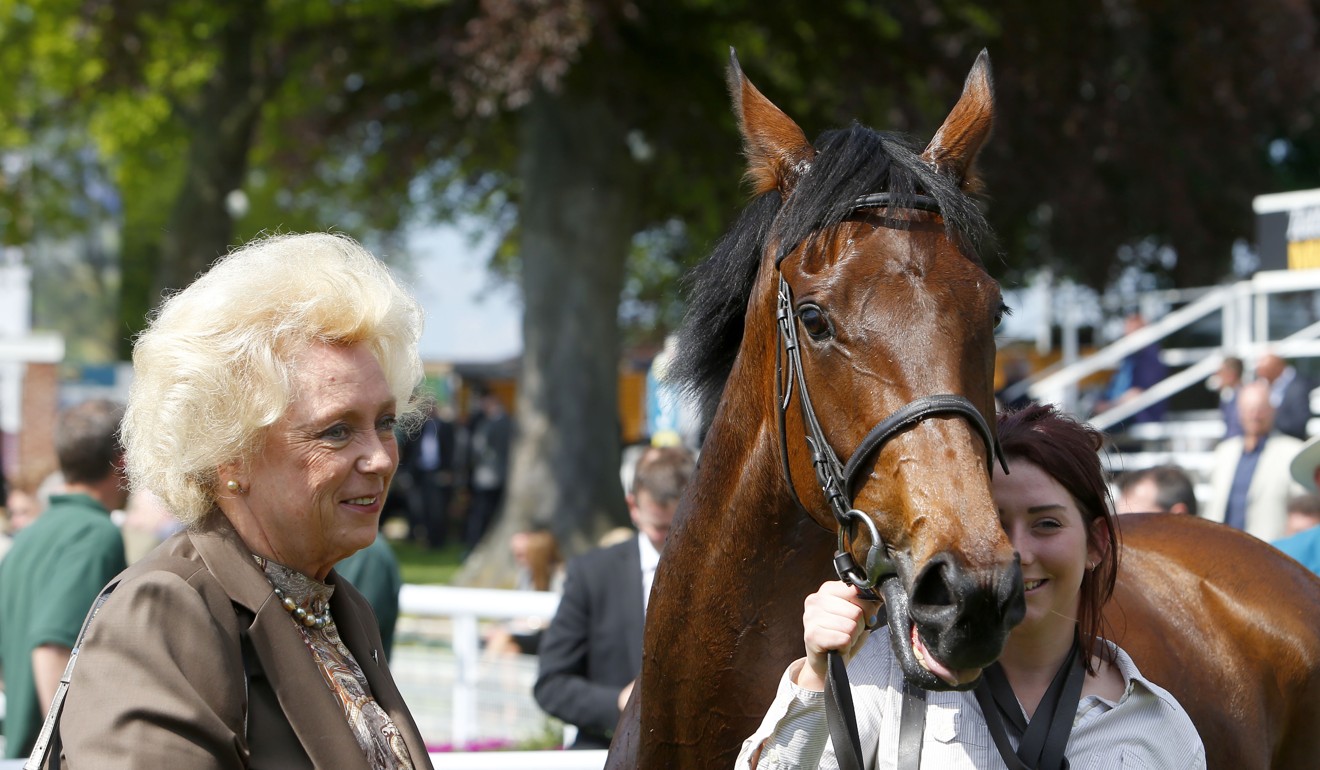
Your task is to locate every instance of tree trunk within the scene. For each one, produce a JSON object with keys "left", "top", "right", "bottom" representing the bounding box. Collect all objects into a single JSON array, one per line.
[
  {"left": 458, "top": 86, "right": 640, "bottom": 585},
  {"left": 154, "top": 3, "right": 270, "bottom": 301}
]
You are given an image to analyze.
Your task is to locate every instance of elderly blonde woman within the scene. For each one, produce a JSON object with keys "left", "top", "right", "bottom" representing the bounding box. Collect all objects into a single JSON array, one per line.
[{"left": 36, "top": 234, "right": 433, "bottom": 769}]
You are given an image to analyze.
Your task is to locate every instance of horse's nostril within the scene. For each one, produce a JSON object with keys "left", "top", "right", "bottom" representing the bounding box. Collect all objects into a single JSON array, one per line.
[{"left": 912, "top": 559, "right": 954, "bottom": 609}]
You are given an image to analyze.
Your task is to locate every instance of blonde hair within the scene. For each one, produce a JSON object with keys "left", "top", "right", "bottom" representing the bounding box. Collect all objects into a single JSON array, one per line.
[{"left": 123, "top": 232, "right": 424, "bottom": 527}]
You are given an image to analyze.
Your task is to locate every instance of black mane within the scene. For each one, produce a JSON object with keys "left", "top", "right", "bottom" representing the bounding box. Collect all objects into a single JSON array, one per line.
[{"left": 667, "top": 123, "right": 997, "bottom": 431}]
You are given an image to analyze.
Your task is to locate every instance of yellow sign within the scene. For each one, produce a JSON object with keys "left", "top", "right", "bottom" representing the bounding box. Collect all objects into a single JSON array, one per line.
[{"left": 1288, "top": 239, "right": 1320, "bottom": 270}]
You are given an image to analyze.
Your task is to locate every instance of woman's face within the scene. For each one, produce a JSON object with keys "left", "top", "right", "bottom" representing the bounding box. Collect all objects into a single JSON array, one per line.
[
  {"left": 992, "top": 459, "right": 1099, "bottom": 642},
  {"left": 237, "top": 342, "right": 399, "bottom": 579}
]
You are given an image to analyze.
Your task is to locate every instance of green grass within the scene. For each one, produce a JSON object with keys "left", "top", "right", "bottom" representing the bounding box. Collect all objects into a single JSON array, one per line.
[{"left": 391, "top": 539, "right": 466, "bottom": 585}]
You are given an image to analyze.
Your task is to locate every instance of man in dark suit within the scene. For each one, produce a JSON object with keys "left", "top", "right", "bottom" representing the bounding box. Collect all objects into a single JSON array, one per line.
[
  {"left": 464, "top": 388, "right": 512, "bottom": 551},
  {"left": 1257, "top": 353, "right": 1313, "bottom": 440},
  {"left": 533, "top": 445, "right": 696, "bottom": 750},
  {"left": 400, "top": 403, "right": 458, "bottom": 548}
]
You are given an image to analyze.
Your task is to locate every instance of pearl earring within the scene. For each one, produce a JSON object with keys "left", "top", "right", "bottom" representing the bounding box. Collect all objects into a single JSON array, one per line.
[{"left": 227, "top": 480, "right": 242, "bottom": 493}]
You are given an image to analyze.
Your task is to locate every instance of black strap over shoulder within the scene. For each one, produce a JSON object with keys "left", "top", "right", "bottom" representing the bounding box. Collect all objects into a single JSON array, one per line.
[{"left": 973, "top": 643, "right": 1086, "bottom": 770}]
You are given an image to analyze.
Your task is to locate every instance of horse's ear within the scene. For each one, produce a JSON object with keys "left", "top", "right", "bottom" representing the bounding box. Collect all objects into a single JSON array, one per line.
[
  {"left": 922, "top": 49, "right": 994, "bottom": 190},
  {"left": 727, "top": 49, "right": 814, "bottom": 197}
]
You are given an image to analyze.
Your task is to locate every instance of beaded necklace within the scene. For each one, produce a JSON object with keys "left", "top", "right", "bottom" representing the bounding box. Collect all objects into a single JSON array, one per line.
[
  {"left": 273, "top": 584, "right": 333, "bottom": 629},
  {"left": 255, "top": 555, "right": 335, "bottom": 630}
]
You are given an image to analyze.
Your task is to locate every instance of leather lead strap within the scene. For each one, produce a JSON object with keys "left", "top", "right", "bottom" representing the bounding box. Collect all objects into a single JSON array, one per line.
[
  {"left": 825, "top": 651, "right": 868, "bottom": 770},
  {"left": 825, "top": 650, "right": 928, "bottom": 770},
  {"left": 896, "top": 679, "right": 928, "bottom": 769},
  {"left": 973, "top": 643, "right": 1086, "bottom": 770}
]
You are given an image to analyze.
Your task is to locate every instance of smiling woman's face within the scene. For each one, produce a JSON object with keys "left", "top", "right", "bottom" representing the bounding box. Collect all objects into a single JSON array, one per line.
[
  {"left": 230, "top": 341, "right": 399, "bottom": 579},
  {"left": 992, "top": 459, "right": 1099, "bottom": 643}
]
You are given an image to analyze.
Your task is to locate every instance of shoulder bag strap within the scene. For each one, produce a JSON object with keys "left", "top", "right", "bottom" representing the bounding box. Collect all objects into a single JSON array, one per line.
[
  {"left": 973, "top": 643, "right": 1086, "bottom": 770},
  {"left": 24, "top": 580, "right": 121, "bottom": 770}
]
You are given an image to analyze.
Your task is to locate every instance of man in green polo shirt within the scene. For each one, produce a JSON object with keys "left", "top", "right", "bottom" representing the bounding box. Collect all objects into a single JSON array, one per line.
[
  {"left": 0, "top": 399, "right": 128, "bottom": 757},
  {"left": 335, "top": 530, "right": 403, "bottom": 658}
]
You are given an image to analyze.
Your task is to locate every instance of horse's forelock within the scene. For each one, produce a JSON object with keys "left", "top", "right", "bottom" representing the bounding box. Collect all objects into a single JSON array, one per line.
[
  {"left": 777, "top": 125, "right": 995, "bottom": 269},
  {"left": 667, "top": 123, "right": 997, "bottom": 435}
]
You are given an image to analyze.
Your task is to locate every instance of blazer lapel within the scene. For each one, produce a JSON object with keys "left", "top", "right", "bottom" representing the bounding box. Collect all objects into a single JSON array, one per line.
[{"left": 191, "top": 525, "right": 370, "bottom": 769}]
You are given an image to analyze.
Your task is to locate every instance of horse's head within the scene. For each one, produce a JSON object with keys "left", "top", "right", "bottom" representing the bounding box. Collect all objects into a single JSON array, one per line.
[{"left": 729, "top": 51, "right": 1023, "bottom": 690}]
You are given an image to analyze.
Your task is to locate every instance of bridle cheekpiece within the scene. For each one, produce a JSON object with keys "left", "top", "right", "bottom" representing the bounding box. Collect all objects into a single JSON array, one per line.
[{"left": 773, "top": 191, "right": 1007, "bottom": 599}]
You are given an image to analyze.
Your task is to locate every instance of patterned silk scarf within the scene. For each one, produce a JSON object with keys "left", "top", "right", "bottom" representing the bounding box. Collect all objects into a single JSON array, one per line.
[{"left": 259, "top": 558, "right": 415, "bottom": 770}]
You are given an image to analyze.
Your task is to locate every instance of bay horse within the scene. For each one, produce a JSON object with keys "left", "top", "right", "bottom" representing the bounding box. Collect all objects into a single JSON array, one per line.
[
  {"left": 1108, "top": 514, "right": 1320, "bottom": 769},
  {"left": 606, "top": 52, "right": 1320, "bottom": 769},
  {"left": 609, "top": 50, "right": 1018, "bottom": 768}
]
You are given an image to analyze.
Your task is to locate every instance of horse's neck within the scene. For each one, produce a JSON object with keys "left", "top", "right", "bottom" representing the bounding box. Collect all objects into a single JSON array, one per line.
[
  {"left": 637, "top": 391, "right": 833, "bottom": 767},
  {"left": 686, "top": 395, "right": 811, "bottom": 548},
  {"left": 654, "top": 386, "right": 834, "bottom": 624}
]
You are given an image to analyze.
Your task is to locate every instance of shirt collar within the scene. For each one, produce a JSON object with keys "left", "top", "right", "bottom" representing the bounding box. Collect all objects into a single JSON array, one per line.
[
  {"left": 638, "top": 531, "right": 661, "bottom": 572},
  {"left": 48, "top": 492, "right": 111, "bottom": 515}
]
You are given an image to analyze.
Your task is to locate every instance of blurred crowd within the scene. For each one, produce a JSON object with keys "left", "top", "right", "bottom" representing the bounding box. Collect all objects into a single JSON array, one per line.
[{"left": 389, "top": 386, "right": 512, "bottom": 557}]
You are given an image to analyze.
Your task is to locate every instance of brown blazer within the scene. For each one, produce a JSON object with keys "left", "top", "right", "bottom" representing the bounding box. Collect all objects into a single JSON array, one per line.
[{"left": 58, "top": 521, "right": 433, "bottom": 769}]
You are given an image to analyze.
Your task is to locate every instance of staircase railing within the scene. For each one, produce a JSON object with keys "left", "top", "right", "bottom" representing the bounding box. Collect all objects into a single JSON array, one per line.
[{"left": 1020, "top": 269, "right": 1320, "bottom": 428}]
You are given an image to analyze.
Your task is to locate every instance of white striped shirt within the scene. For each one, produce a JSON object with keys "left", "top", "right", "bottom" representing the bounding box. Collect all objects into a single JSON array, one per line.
[{"left": 736, "top": 627, "right": 1205, "bottom": 770}]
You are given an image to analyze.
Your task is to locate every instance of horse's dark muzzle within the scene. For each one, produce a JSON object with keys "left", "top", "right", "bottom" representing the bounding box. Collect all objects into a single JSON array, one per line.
[{"left": 907, "top": 554, "right": 1025, "bottom": 671}]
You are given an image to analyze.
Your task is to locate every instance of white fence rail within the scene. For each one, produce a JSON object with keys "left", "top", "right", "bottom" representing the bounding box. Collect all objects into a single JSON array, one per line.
[
  {"left": 430, "top": 751, "right": 606, "bottom": 769},
  {"left": 397, "top": 585, "right": 561, "bottom": 747}
]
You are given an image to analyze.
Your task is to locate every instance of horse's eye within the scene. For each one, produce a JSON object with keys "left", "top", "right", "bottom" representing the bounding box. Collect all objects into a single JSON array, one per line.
[
  {"left": 994, "top": 302, "right": 1011, "bottom": 330},
  {"left": 797, "top": 304, "right": 833, "bottom": 340}
]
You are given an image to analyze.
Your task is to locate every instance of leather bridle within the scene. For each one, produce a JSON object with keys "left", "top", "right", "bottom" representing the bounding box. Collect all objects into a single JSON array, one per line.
[{"left": 772, "top": 191, "right": 1009, "bottom": 598}]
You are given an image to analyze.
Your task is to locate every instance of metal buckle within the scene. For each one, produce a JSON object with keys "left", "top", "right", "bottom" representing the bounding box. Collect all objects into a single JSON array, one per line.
[{"left": 834, "top": 508, "right": 897, "bottom": 594}]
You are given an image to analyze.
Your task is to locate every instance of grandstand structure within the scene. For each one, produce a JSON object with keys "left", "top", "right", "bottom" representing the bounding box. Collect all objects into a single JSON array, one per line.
[{"left": 1002, "top": 265, "right": 1320, "bottom": 502}]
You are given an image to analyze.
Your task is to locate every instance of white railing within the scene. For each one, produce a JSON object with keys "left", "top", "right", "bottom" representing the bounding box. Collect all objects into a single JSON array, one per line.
[
  {"left": 1026, "top": 269, "right": 1320, "bottom": 425},
  {"left": 398, "top": 585, "right": 560, "bottom": 747}
]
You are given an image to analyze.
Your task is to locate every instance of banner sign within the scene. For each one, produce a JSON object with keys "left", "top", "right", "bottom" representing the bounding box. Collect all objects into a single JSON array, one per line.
[{"left": 1254, "top": 189, "right": 1320, "bottom": 271}]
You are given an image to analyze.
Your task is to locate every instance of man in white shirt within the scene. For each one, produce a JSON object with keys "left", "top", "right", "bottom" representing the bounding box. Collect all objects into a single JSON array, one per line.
[{"left": 534, "top": 445, "right": 696, "bottom": 749}]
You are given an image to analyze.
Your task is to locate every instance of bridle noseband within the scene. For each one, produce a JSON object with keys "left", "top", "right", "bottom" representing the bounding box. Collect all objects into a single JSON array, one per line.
[{"left": 773, "top": 191, "right": 1007, "bottom": 598}]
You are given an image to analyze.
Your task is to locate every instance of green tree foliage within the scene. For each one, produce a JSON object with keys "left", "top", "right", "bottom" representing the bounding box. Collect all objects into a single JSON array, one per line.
[{"left": 0, "top": 0, "right": 477, "bottom": 356}]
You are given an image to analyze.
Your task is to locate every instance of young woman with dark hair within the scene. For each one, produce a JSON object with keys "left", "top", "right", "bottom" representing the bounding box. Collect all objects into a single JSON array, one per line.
[{"left": 737, "top": 404, "right": 1204, "bottom": 770}]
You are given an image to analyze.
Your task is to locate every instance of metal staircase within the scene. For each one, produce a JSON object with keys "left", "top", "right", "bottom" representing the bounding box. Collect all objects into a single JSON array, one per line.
[{"left": 1003, "top": 268, "right": 1320, "bottom": 485}]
